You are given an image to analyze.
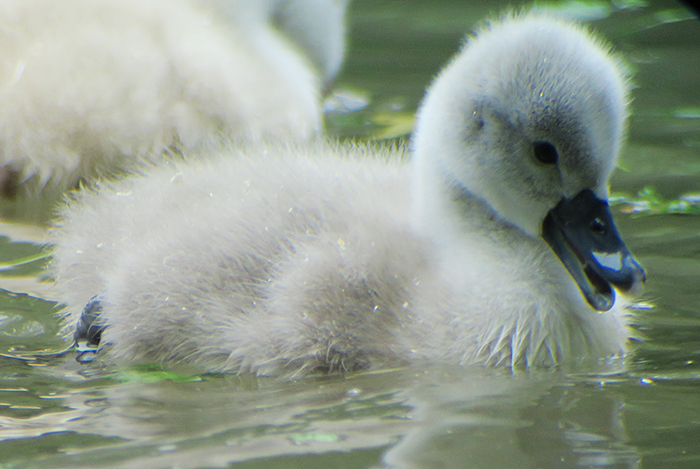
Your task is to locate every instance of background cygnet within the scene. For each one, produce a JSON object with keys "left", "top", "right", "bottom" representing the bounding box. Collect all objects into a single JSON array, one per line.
[{"left": 0, "top": 0, "right": 348, "bottom": 202}]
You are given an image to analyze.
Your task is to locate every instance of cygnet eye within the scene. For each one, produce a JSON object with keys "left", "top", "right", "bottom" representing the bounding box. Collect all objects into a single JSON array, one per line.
[{"left": 533, "top": 141, "right": 558, "bottom": 165}]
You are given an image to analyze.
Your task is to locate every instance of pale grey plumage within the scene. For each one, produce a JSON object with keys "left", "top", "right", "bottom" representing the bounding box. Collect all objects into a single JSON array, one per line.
[{"left": 50, "top": 13, "right": 642, "bottom": 376}]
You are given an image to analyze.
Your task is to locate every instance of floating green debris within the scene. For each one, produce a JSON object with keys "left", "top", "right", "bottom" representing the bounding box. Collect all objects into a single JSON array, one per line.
[
  {"left": 674, "top": 107, "right": 700, "bottom": 119},
  {"left": 112, "top": 364, "right": 202, "bottom": 383},
  {"left": 371, "top": 112, "right": 415, "bottom": 140},
  {"left": 654, "top": 8, "right": 695, "bottom": 25},
  {"left": 288, "top": 432, "right": 340, "bottom": 445},
  {"left": 611, "top": 186, "right": 700, "bottom": 216}
]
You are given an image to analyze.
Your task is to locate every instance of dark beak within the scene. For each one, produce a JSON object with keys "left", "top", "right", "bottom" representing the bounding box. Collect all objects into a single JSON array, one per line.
[{"left": 542, "top": 189, "right": 645, "bottom": 311}]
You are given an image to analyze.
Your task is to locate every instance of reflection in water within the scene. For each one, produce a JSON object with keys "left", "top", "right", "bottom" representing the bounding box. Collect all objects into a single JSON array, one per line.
[
  {"left": 382, "top": 368, "right": 641, "bottom": 469},
  {"left": 517, "top": 381, "right": 639, "bottom": 469},
  {"left": 1, "top": 365, "right": 411, "bottom": 467},
  {"left": 0, "top": 363, "right": 644, "bottom": 468}
]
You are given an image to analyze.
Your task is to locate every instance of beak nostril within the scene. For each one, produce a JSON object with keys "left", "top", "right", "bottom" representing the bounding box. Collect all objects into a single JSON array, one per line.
[{"left": 590, "top": 218, "right": 605, "bottom": 234}]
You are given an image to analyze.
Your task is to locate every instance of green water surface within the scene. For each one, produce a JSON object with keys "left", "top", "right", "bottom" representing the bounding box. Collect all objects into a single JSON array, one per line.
[{"left": 1, "top": 1, "right": 699, "bottom": 468}]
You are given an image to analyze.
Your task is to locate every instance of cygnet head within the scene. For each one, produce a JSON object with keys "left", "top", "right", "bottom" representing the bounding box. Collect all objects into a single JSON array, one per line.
[{"left": 412, "top": 13, "right": 644, "bottom": 312}]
